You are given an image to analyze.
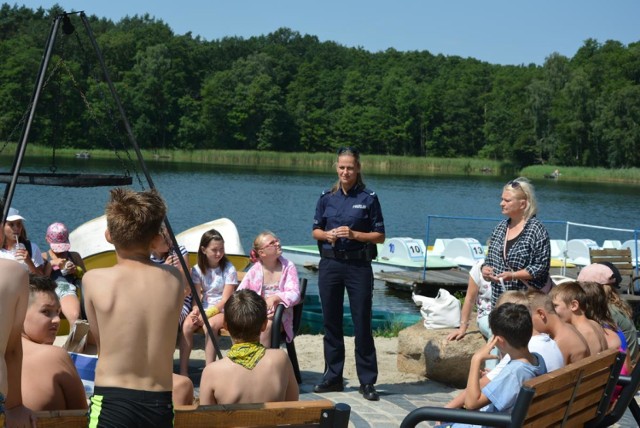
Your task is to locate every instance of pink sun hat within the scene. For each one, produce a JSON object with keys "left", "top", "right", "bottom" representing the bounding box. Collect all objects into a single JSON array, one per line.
[{"left": 46, "top": 222, "right": 71, "bottom": 253}]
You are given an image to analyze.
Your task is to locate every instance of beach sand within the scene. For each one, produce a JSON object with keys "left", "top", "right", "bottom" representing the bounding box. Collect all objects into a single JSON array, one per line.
[{"left": 180, "top": 334, "right": 426, "bottom": 387}]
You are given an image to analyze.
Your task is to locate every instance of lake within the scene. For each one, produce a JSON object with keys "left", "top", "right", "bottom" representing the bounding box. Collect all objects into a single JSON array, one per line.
[{"left": 4, "top": 155, "right": 640, "bottom": 315}]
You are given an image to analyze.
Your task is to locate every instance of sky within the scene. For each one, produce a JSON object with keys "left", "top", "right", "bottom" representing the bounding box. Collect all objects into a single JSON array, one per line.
[{"left": 11, "top": 1, "right": 640, "bottom": 66}]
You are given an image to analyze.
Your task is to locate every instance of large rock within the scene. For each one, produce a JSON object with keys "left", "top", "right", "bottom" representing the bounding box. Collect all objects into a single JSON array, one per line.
[{"left": 397, "top": 319, "right": 487, "bottom": 388}]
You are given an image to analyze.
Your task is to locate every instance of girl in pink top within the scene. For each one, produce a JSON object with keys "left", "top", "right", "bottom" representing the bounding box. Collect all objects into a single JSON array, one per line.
[{"left": 238, "top": 231, "right": 301, "bottom": 347}]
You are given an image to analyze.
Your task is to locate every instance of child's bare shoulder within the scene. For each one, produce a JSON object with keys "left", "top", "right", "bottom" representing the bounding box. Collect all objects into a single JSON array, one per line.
[{"left": 263, "top": 348, "right": 290, "bottom": 365}]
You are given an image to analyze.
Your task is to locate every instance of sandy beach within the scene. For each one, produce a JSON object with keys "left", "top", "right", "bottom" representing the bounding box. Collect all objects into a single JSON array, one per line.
[{"left": 180, "top": 334, "right": 427, "bottom": 388}]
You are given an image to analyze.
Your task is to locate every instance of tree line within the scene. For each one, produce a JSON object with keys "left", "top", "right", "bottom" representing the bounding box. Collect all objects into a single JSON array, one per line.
[{"left": 0, "top": 4, "right": 639, "bottom": 168}]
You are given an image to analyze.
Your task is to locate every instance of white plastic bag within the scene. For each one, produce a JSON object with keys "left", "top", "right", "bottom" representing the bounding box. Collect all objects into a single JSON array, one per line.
[{"left": 412, "top": 289, "right": 461, "bottom": 329}]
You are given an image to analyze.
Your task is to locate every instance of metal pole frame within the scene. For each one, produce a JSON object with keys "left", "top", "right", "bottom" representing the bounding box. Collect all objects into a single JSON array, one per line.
[
  {"left": 78, "top": 11, "right": 222, "bottom": 359},
  {"left": 2, "top": 11, "right": 222, "bottom": 360},
  {"left": 2, "top": 16, "right": 60, "bottom": 221}
]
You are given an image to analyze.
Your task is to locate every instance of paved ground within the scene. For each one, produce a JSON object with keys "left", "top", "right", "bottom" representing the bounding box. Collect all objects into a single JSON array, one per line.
[
  {"left": 181, "top": 335, "right": 639, "bottom": 427},
  {"left": 297, "top": 377, "right": 640, "bottom": 427},
  {"left": 186, "top": 358, "right": 639, "bottom": 427}
]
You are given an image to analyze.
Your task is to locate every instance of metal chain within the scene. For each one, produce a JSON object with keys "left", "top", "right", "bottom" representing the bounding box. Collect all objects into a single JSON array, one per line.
[
  {"left": 69, "top": 28, "right": 145, "bottom": 189},
  {"left": 59, "top": 59, "right": 145, "bottom": 189}
]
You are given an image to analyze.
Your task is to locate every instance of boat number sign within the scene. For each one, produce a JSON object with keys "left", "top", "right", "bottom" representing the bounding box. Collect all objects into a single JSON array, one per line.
[{"left": 464, "top": 238, "right": 485, "bottom": 260}]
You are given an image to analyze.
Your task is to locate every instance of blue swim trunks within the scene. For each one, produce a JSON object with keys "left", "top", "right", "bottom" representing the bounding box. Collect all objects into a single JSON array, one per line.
[{"left": 0, "top": 391, "right": 4, "bottom": 413}]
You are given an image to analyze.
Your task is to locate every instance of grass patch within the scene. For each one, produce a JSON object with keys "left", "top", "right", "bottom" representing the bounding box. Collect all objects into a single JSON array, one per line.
[
  {"left": 521, "top": 165, "right": 640, "bottom": 184},
  {"left": 373, "top": 320, "right": 409, "bottom": 338}
]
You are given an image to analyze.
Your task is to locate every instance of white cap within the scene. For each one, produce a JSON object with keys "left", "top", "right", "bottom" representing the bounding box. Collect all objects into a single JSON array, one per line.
[{"left": 6, "top": 207, "right": 25, "bottom": 222}]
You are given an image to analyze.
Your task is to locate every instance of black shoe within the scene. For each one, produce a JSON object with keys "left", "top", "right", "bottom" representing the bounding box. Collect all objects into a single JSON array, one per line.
[
  {"left": 313, "top": 379, "right": 344, "bottom": 393},
  {"left": 359, "top": 384, "right": 380, "bottom": 401}
]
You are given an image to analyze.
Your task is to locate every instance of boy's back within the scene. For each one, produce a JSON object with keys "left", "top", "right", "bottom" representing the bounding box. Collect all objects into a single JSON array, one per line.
[
  {"left": 552, "top": 321, "right": 591, "bottom": 364},
  {"left": 200, "top": 348, "right": 298, "bottom": 404},
  {"left": 574, "top": 318, "right": 608, "bottom": 356},
  {"left": 84, "top": 188, "right": 184, "bottom": 428},
  {"left": 84, "top": 261, "right": 182, "bottom": 391},
  {"left": 199, "top": 289, "right": 299, "bottom": 405},
  {"left": 483, "top": 352, "right": 546, "bottom": 413}
]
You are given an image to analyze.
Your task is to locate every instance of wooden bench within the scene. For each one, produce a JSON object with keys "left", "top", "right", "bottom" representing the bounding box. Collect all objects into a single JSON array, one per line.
[
  {"left": 0, "top": 399, "right": 350, "bottom": 428},
  {"left": 401, "top": 347, "right": 624, "bottom": 428},
  {"left": 589, "top": 248, "right": 640, "bottom": 294},
  {"left": 589, "top": 248, "right": 640, "bottom": 324}
]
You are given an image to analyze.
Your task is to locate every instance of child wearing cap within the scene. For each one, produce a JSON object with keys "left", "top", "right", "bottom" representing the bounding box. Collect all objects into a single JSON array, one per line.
[
  {"left": 42, "top": 222, "right": 86, "bottom": 327},
  {"left": 0, "top": 207, "right": 46, "bottom": 275},
  {"left": 577, "top": 263, "right": 638, "bottom": 361}
]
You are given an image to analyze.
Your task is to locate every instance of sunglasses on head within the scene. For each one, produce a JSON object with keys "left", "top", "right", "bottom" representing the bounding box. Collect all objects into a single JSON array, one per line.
[
  {"left": 507, "top": 180, "right": 521, "bottom": 188},
  {"left": 337, "top": 146, "right": 359, "bottom": 157}
]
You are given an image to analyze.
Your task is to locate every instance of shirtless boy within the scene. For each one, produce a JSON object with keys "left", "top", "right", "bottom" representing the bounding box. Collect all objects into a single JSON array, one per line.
[
  {"left": 0, "top": 202, "right": 35, "bottom": 427},
  {"left": 550, "top": 281, "right": 607, "bottom": 355},
  {"left": 83, "top": 188, "right": 183, "bottom": 427},
  {"left": 21, "top": 275, "right": 87, "bottom": 411},
  {"left": 199, "top": 289, "right": 298, "bottom": 405},
  {"left": 527, "top": 290, "right": 590, "bottom": 364}
]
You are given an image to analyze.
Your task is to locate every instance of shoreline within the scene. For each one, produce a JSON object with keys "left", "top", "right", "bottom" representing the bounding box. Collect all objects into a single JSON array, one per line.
[{"left": 6, "top": 145, "right": 640, "bottom": 185}]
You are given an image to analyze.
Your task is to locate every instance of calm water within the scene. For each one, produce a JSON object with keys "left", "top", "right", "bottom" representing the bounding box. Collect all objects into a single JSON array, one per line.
[{"left": 4, "top": 156, "right": 640, "bottom": 315}]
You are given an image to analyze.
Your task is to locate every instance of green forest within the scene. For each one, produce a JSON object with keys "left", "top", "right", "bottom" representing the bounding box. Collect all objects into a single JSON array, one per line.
[{"left": 1, "top": 4, "right": 639, "bottom": 168}]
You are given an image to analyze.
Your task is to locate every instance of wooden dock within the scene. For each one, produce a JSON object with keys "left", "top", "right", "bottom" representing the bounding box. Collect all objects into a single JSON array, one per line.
[
  {"left": 375, "top": 266, "right": 581, "bottom": 297},
  {"left": 375, "top": 269, "right": 469, "bottom": 296}
]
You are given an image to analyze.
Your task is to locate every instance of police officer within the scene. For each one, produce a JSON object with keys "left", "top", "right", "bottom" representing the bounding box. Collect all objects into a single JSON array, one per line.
[{"left": 311, "top": 147, "right": 385, "bottom": 401}]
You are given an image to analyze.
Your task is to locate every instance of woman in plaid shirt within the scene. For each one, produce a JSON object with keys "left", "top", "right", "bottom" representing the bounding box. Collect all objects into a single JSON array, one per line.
[{"left": 481, "top": 177, "right": 551, "bottom": 308}]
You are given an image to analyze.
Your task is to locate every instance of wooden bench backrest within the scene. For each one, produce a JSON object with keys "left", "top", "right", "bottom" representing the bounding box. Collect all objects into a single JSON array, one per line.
[
  {"left": 521, "top": 347, "right": 621, "bottom": 427},
  {"left": 589, "top": 248, "right": 635, "bottom": 288},
  {"left": 174, "top": 400, "right": 337, "bottom": 427},
  {"left": 0, "top": 399, "right": 341, "bottom": 428}
]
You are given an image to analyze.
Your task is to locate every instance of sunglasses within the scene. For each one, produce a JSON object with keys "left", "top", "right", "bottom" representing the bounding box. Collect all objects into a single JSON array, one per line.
[
  {"left": 337, "top": 146, "right": 360, "bottom": 157},
  {"left": 261, "top": 238, "right": 280, "bottom": 250},
  {"left": 507, "top": 180, "right": 521, "bottom": 189}
]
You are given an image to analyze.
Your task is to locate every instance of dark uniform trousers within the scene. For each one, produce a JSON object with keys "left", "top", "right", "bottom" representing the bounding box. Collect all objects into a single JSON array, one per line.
[{"left": 318, "top": 257, "right": 378, "bottom": 385}]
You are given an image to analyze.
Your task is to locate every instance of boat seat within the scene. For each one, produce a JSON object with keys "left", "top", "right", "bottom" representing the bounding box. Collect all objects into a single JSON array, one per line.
[
  {"left": 549, "top": 239, "right": 567, "bottom": 259},
  {"left": 442, "top": 238, "right": 484, "bottom": 269},
  {"left": 621, "top": 240, "right": 640, "bottom": 266},
  {"left": 567, "top": 239, "right": 599, "bottom": 266},
  {"left": 603, "top": 240, "right": 622, "bottom": 250},
  {"left": 431, "top": 239, "right": 450, "bottom": 255},
  {"left": 271, "top": 277, "right": 308, "bottom": 384}
]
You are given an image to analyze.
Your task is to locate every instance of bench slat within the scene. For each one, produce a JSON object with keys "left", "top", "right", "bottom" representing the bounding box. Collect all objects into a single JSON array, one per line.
[
  {"left": 175, "top": 400, "right": 334, "bottom": 427},
  {"left": 522, "top": 348, "right": 620, "bottom": 427},
  {"left": 0, "top": 399, "right": 342, "bottom": 428}
]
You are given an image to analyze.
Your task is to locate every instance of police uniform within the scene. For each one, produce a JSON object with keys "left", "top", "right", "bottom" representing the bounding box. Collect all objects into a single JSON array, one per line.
[{"left": 312, "top": 183, "right": 385, "bottom": 387}]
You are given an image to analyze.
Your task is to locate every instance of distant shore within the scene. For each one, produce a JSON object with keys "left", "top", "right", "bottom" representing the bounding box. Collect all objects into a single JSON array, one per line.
[{"left": 10, "top": 144, "right": 640, "bottom": 185}]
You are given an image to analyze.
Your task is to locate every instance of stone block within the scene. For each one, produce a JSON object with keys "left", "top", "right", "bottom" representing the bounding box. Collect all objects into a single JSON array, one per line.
[{"left": 397, "top": 319, "right": 487, "bottom": 388}]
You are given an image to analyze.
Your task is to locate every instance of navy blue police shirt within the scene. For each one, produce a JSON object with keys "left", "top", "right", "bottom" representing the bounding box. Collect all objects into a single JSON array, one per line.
[{"left": 313, "top": 184, "right": 385, "bottom": 252}]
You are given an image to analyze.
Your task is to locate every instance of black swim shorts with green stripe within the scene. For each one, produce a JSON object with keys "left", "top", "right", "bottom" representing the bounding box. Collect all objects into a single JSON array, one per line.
[{"left": 89, "top": 386, "right": 173, "bottom": 428}]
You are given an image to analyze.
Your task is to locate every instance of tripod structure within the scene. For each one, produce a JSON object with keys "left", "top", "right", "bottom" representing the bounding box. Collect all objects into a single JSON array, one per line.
[{"left": 1, "top": 11, "right": 223, "bottom": 359}]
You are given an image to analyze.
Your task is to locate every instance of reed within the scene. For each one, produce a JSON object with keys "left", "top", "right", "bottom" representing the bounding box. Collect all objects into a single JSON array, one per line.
[
  {"left": 9, "top": 144, "right": 640, "bottom": 184},
  {"left": 521, "top": 165, "right": 640, "bottom": 184}
]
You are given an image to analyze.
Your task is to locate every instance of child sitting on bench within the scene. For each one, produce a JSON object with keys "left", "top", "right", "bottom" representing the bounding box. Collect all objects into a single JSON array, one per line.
[{"left": 199, "top": 289, "right": 298, "bottom": 405}]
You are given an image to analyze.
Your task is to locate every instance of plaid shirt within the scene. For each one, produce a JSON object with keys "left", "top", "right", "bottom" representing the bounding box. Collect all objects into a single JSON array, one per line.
[{"left": 485, "top": 216, "right": 551, "bottom": 307}]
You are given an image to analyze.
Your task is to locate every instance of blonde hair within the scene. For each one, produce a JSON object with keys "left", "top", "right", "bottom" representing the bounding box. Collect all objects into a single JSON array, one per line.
[
  {"left": 250, "top": 231, "right": 278, "bottom": 263},
  {"left": 603, "top": 284, "right": 633, "bottom": 318},
  {"left": 496, "top": 290, "right": 528, "bottom": 307},
  {"left": 504, "top": 177, "right": 538, "bottom": 220},
  {"left": 526, "top": 290, "right": 554, "bottom": 313}
]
